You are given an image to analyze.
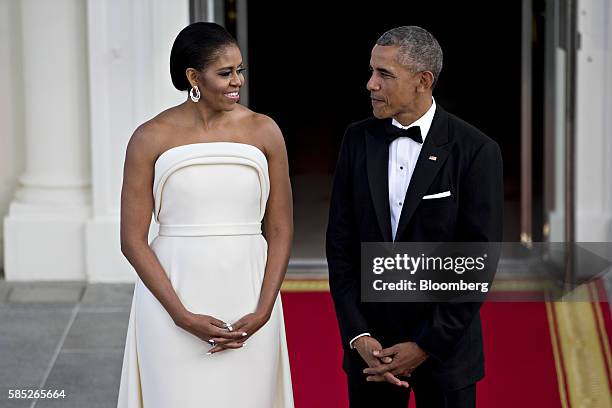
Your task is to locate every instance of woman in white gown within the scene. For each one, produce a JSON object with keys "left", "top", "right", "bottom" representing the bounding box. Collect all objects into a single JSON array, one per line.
[{"left": 117, "top": 22, "right": 294, "bottom": 407}]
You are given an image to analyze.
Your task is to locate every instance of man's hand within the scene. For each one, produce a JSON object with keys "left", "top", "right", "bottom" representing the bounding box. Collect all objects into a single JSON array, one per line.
[
  {"left": 363, "top": 342, "right": 428, "bottom": 381},
  {"left": 353, "top": 336, "right": 409, "bottom": 388}
]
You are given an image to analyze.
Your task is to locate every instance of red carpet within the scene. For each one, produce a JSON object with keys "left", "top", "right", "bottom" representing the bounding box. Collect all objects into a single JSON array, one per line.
[
  {"left": 282, "top": 292, "right": 348, "bottom": 407},
  {"left": 477, "top": 303, "right": 561, "bottom": 408},
  {"left": 281, "top": 292, "right": 571, "bottom": 408}
]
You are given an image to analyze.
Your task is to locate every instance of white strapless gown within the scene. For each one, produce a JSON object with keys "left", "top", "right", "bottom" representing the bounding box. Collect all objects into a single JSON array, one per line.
[{"left": 117, "top": 142, "right": 294, "bottom": 408}]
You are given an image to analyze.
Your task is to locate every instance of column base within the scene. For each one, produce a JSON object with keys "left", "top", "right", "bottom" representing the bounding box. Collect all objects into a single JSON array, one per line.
[
  {"left": 3, "top": 201, "right": 91, "bottom": 281},
  {"left": 85, "top": 218, "right": 135, "bottom": 283},
  {"left": 85, "top": 217, "right": 158, "bottom": 283}
]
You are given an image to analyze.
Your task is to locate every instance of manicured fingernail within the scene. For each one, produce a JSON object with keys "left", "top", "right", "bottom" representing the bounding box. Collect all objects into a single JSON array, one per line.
[
  {"left": 242, "top": 343, "right": 246, "bottom": 347},
  {"left": 242, "top": 332, "right": 247, "bottom": 336},
  {"left": 206, "top": 352, "right": 212, "bottom": 355}
]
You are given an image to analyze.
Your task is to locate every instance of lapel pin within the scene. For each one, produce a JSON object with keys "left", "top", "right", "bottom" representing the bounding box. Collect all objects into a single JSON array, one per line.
[{"left": 429, "top": 155, "right": 437, "bottom": 161}]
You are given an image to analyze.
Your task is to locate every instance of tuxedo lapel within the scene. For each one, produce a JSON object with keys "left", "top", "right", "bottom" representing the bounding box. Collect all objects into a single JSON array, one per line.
[
  {"left": 365, "top": 121, "right": 393, "bottom": 242},
  {"left": 395, "top": 106, "right": 453, "bottom": 241}
]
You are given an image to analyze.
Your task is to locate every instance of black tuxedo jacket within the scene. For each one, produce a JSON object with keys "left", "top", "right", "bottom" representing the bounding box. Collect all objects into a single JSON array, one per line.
[{"left": 326, "top": 105, "right": 503, "bottom": 391}]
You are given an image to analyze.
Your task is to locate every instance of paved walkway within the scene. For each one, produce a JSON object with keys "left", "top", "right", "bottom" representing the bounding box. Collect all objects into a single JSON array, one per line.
[{"left": 0, "top": 281, "right": 133, "bottom": 408}]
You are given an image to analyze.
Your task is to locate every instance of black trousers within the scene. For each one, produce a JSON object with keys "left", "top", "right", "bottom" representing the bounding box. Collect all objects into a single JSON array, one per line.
[{"left": 347, "top": 373, "right": 476, "bottom": 408}]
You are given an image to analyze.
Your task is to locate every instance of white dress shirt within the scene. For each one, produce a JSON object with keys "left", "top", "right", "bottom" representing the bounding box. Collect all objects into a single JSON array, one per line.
[
  {"left": 349, "top": 97, "right": 437, "bottom": 349},
  {"left": 389, "top": 97, "right": 437, "bottom": 241}
]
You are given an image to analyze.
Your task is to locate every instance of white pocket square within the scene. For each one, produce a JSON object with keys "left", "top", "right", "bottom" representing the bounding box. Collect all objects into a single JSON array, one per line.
[{"left": 423, "top": 191, "right": 451, "bottom": 200}]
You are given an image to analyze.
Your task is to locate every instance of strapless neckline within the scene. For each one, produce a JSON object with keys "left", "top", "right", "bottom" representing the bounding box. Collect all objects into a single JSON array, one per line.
[{"left": 154, "top": 142, "right": 266, "bottom": 167}]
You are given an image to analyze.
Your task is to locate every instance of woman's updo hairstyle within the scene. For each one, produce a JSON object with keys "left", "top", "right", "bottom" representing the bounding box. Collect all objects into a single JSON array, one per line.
[{"left": 170, "top": 22, "right": 238, "bottom": 91}]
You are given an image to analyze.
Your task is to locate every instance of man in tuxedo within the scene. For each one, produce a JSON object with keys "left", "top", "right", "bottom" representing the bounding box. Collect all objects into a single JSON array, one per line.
[{"left": 326, "top": 26, "right": 503, "bottom": 407}]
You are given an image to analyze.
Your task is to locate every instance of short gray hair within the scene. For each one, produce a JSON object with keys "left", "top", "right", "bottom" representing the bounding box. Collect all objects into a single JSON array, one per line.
[{"left": 376, "top": 26, "right": 443, "bottom": 88}]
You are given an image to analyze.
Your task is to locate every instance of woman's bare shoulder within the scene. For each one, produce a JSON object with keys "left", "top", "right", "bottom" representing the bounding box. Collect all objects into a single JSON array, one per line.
[
  {"left": 127, "top": 105, "right": 188, "bottom": 161},
  {"left": 255, "top": 114, "right": 285, "bottom": 157},
  {"left": 238, "top": 109, "right": 284, "bottom": 156},
  {"left": 231, "top": 104, "right": 275, "bottom": 132}
]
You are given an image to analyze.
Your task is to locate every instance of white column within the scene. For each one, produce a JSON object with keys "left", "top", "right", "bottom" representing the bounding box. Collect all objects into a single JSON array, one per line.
[
  {"left": 575, "top": 0, "right": 612, "bottom": 242},
  {"left": 3, "top": 0, "right": 91, "bottom": 280},
  {"left": 0, "top": 0, "right": 26, "bottom": 269},
  {"left": 85, "top": 0, "right": 188, "bottom": 282}
]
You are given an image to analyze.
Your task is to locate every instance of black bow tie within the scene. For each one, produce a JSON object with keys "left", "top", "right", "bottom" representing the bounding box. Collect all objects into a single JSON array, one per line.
[{"left": 384, "top": 120, "right": 423, "bottom": 144}]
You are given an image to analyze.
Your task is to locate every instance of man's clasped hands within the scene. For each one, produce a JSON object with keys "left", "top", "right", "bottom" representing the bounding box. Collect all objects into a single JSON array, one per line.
[{"left": 353, "top": 335, "right": 429, "bottom": 388}]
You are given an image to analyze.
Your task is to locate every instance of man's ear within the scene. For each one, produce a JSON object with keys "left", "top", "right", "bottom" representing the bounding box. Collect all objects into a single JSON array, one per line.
[{"left": 418, "top": 71, "right": 435, "bottom": 92}]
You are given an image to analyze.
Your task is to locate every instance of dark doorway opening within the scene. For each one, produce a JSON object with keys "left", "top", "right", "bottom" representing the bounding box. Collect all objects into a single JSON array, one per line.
[{"left": 248, "top": 1, "right": 523, "bottom": 260}]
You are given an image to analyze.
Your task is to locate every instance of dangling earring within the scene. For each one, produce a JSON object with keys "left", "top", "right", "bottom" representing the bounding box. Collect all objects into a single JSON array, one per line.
[{"left": 190, "top": 85, "right": 201, "bottom": 102}]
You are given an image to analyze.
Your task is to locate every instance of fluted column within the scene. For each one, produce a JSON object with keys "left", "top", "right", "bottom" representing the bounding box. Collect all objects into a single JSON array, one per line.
[{"left": 3, "top": 0, "right": 91, "bottom": 280}]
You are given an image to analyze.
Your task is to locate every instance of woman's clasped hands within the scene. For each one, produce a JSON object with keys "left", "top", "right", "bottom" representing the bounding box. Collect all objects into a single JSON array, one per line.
[{"left": 177, "top": 311, "right": 270, "bottom": 355}]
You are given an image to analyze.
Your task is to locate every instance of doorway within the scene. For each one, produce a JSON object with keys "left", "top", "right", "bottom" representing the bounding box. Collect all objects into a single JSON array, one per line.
[{"left": 247, "top": 1, "right": 523, "bottom": 264}]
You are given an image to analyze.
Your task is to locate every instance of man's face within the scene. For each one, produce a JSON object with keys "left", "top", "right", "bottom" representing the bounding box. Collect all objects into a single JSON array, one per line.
[{"left": 367, "top": 45, "right": 421, "bottom": 119}]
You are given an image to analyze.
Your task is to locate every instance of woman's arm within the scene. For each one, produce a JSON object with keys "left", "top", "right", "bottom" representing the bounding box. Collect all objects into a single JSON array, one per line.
[
  {"left": 120, "top": 124, "right": 245, "bottom": 346},
  {"left": 256, "top": 115, "right": 294, "bottom": 319}
]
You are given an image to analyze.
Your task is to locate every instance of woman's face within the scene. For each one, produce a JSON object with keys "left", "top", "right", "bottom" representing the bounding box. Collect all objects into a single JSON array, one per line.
[{"left": 198, "top": 44, "right": 245, "bottom": 111}]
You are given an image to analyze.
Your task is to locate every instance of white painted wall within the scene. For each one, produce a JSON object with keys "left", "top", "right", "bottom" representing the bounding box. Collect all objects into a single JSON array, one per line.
[{"left": 576, "top": 0, "right": 612, "bottom": 242}]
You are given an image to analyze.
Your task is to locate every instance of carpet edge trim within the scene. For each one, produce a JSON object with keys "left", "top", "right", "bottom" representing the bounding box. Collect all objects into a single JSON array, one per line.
[{"left": 546, "top": 299, "right": 570, "bottom": 408}]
